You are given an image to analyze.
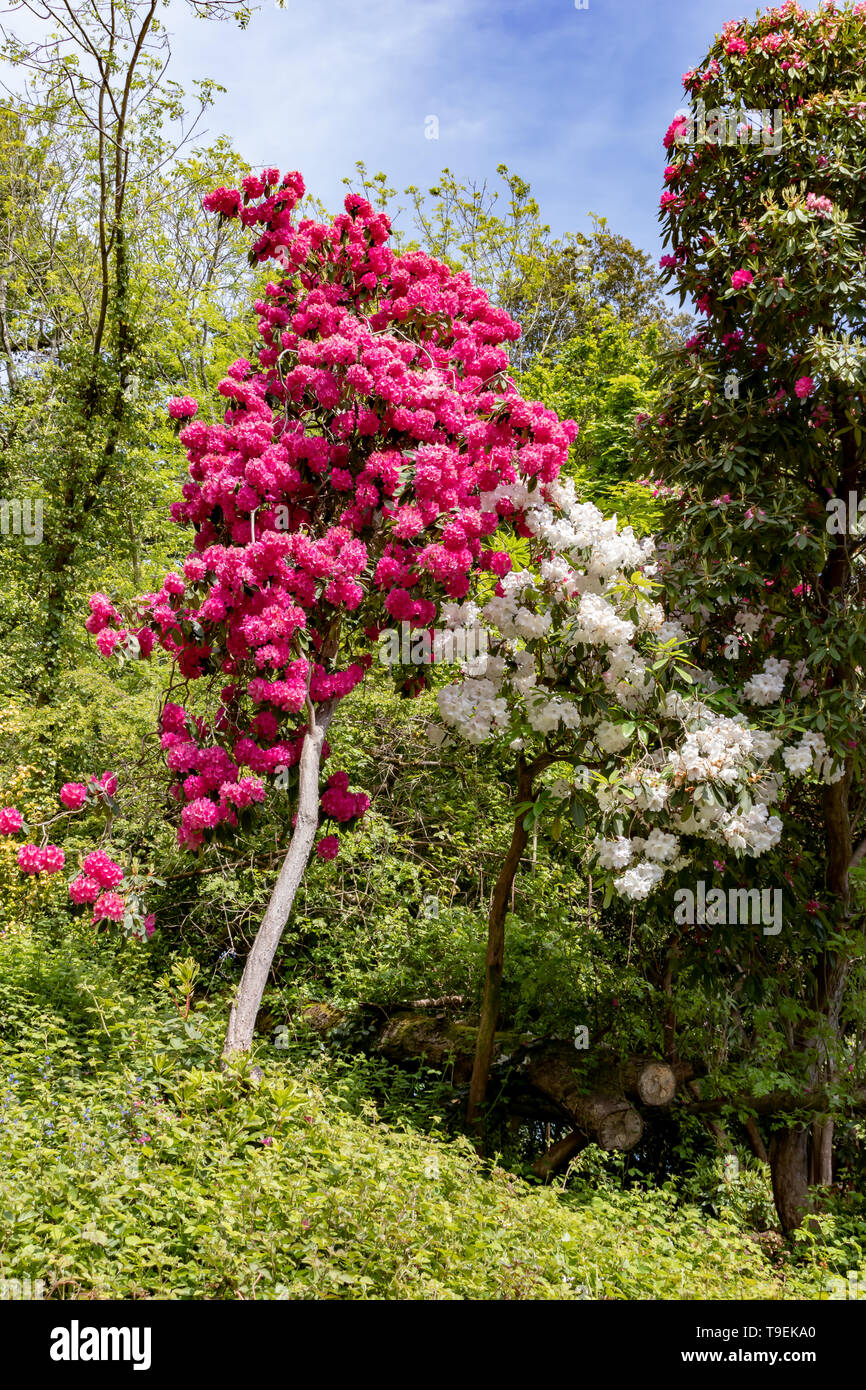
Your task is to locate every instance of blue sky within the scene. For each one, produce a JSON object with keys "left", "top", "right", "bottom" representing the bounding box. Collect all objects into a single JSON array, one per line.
[{"left": 166, "top": 0, "right": 774, "bottom": 264}]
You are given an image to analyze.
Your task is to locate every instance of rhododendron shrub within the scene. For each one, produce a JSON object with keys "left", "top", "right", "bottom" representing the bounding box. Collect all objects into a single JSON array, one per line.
[
  {"left": 0, "top": 774, "right": 154, "bottom": 938},
  {"left": 640, "top": 1, "right": 866, "bottom": 1229},
  {"left": 81, "top": 168, "right": 577, "bottom": 1058},
  {"left": 435, "top": 477, "right": 794, "bottom": 879},
  {"left": 430, "top": 476, "right": 799, "bottom": 1118}
]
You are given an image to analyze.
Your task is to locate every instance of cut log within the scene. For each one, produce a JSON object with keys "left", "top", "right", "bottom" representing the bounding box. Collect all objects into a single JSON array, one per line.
[
  {"left": 407, "top": 994, "right": 468, "bottom": 1010},
  {"left": 302, "top": 1001, "right": 345, "bottom": 1033},
  {"left": 375, "top": 1012, "right": 498, "bottom": 1086},
  {"left": 520, "top": 1046, "right": 643, "bottom": 1150},
  {"left": 616, "top": 1057, "right": 678, "bottom": 1107},
  {"left": 373, "top": 1015, "right": 646, "bottom": 1149},
  {"left": 576, "top": 1095, "right": 643, "bottom": 1151}
]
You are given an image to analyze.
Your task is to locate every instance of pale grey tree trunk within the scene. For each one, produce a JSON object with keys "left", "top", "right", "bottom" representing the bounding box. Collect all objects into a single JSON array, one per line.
[{"left": 222, "top": 698, "right": 336, "bottom": 1061}]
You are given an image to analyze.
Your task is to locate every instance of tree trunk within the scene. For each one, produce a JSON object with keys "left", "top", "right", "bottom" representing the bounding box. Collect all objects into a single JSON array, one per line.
[
  {"left": 789, "top": 417, "right": 862, "bottom": 1223},
  {"left": 810, "top": 1119, "right": 833, "bottom": 1187},
  {"left": 222, "top": 698, "right": 335, "bottom": 1061},
  {"left": 466, "top": 757, "right": 534, "bottom": 1127},
  {"left": 793, "top": 774, "right": 854, "bottom": 1210},
  {"left": 0, "top": 279, "right": 16, "bottom": 390},
  {"left": 520, "top": 1045, "right": 644, "bottom": 1149},
  {"left": 769, "top": 1126, "right": 811, "bottom": 1234}
]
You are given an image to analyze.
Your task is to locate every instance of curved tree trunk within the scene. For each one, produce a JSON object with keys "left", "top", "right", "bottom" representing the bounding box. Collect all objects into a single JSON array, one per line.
[
  {"left": 222, "top": 698, "right": 336, "bottom": 1061},
  {"left": 466, "top": 757, "right": 535, "bottom": 1128}
]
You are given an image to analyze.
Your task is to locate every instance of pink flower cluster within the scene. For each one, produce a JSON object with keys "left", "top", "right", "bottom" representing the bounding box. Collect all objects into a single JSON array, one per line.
[
  {"left": 81, "top": 850, "right": 125, "bottom": 888},
  {"left": 60, "top": 783, "right": 87, "bottom": 810},
  {"left": 86, "top": 594, "right": 155, "bottom": 661},
  {"left": 663, "top": 116, "right": 689, "bottom": 150},
  {"left": 320, "top": 771, "right": 370, "bottom": 823},
  {"left": 86, "top": 171, "right": 578, "bottom": 854},
  {"left": 0, "top": 806, "right": 23, "bottom": 835},
  {"left": 159, "top": 700, "right": 278, "bottom": 848},
  {"left": 804, "top": 193, "right": 833, "bottom": 219},
  {"left": 731, "top": 269, "right": 754, "bottom": 290},
  {"left": 69, "top": 874, "right": 103, "bottom": 904},
  {"left": 2, "top": 776, "right": 149, "bottom": 932},
  {"left": 59, "top": 771, "right": 118, "bottom": 810},
  {"left": 93, "top": 892, "right": 125, "bottom": 922},
  {"left": 69, "top": 850, "right": 126, "bottom": 922},
  {"left": 17, "top": 843, "right": 65, "bottom": 875},
  {"left": 168, "top": 397, "right": 199, "bottom": 420}
]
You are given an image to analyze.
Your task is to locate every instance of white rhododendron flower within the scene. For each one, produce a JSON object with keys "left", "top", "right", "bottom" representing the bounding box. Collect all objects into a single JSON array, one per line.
[
  {"left": 743, "top": 656, "right": 790, "bottom": 706},
  {"left": 594, "top": 719, "right": 633, "bottom": 754},
  {"left": 615, "top": 862, "right": 666, "bottom": 900},
  {"left": 718, "top": 803, "right": 783, "bottom": 855},
  {"left": 594, "top": 836, "right": 634, "bottom": 870},
  {"left": 641, "top": 828, "right": 680, "bottom": 863}
]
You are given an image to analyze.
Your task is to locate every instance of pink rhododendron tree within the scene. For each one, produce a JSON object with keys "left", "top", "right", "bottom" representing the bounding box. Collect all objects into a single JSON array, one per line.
[
  {"left": 642, "top": 1, "right": 866, "bottom": 1230},
  {"left": 77, "top": 169, "right": 577, "bottom": 1059}
]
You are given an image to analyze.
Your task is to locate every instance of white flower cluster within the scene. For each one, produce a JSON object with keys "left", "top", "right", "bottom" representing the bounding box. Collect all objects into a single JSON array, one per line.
[
  {"left": 592, "top": 688, "right": 794, "bottom": 890},
  {"left": 615, "top": 861, "right": 667, "bottom": 900},
  {"left": 571, "top": 592, "right": 636, "bottom": 649},
  {"left": 440, "top": 600, "right": 481, "bottom": 628},
  {"left": 734, "top": 607, "right": 763, "bottom": 637},
  {"left": 530, "top": 477, "right": 656, "bottom": 582},
  {"left": 594, "top": 835, "right": 634, "bottom": 870},
  {"left": 718, "top": 802, "right": 783, "bottom": 856},
  {"left": 656, "top": 619, "right": 688, "bottom": 645},
  {"left": 782, "top": 730, "right": 845, "bottom": 784},
  {"left": 593, "top": 823, "right": 685, "bottom": 899},
  {"left": 436, "top": 487, "right": 662, "bottom": 745},
  {"left": 667, "top": 712, "right": 781, "bottom": 787},
  {"left": 525, "top": 692, "right": 581, "bottom": 734},
  {"left": 436, "top": 675, "right": 509, "bottom": 744},
  {"left": 594, "top": 827, "right": 682, "bottom": 899},
  {"left": 743, "top": 656, "right": 790, "bottom": 706},
  {"left": 641, "top": 828, "right": 681, "bottom": 862},
  {"left": 548, "top": 778, "right": 572, "bottom": 800},
  {"left": 593, "top": 719, "right": 633, "bottom": 755},
  {"left": 627, "top": 772, "right": 670, "bottom": 812}
]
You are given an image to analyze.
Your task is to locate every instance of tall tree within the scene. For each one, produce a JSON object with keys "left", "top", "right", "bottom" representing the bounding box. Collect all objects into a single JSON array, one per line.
[
  {"left": 641, "top": 0, "right": 866, "bottom": 1229},
  {"left": 0, "top": 0, "right": 250, "bottom": 691}
]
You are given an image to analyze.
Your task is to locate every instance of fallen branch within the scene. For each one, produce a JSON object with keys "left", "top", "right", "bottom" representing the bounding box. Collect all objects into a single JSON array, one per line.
[{"left": 532, "top": 1130, "right": 587, "bottom": 1179}]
